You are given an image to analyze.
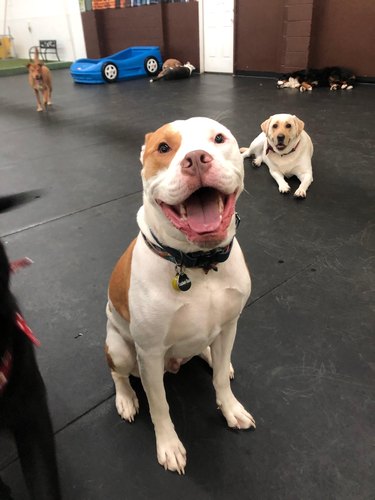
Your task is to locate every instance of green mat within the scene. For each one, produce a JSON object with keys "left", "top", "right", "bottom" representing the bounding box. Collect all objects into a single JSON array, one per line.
[{"left": 0, "top": 58, "right": 71, "bottom": 76}]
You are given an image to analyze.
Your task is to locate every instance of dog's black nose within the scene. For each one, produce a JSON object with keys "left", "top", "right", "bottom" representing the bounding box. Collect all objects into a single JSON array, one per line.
[{"left": 277, "top": 134, "right": 285, "bottom": 142}]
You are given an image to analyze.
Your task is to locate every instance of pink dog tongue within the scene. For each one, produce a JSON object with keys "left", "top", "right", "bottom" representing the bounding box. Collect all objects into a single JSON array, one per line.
[{"left": 185, "top": 189, "right": 221, "bottom": 234}]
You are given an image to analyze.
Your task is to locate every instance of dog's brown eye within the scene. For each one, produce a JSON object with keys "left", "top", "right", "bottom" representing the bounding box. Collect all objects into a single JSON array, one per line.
[
  {"left": 285, "top": 123, "right": 292, "bottom": 128},
  {"left": 158, "top": 142, "right": 170, "bottom": 153},
  {"left": 214, "top": 134, "right": 225, "bottom": 144},
  {"left": 272, "top": 124, "right": 278, "bottom": 129}
]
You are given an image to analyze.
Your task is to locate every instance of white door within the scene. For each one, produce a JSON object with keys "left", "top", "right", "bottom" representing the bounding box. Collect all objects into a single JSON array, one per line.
[{"left": 200, "top": 0, "right": 234, "bottom": 73}]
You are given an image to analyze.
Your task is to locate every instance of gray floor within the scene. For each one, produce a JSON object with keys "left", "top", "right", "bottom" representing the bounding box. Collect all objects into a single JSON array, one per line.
[{"left": 0, "top": 70, "right": 374, "bottom": 500}]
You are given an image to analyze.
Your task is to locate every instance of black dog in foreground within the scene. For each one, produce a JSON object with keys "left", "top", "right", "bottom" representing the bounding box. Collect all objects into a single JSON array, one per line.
[{"left": 0, "top": 193, "right": 61, "bottom": 500}]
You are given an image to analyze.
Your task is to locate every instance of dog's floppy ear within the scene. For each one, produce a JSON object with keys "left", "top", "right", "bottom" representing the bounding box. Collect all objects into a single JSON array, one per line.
[
  {"left": 261, "top": 117, "right": 271, "bottom": 134},
  {"left": 293, "top": 116, "right": 305, "bottom": 135},
  {"left": 139, "top": 132, "right": 153, "bottom": 164}
]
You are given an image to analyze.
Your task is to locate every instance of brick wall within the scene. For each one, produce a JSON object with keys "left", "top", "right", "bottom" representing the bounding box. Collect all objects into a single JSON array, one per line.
[
  {"left": 81, "top": 2, "right": 199, "bottom": 68},
  {"left": 280, "top": 0, "right": 314, "bottom": 73},
  {"left": 92, "top": 0, "right": 126, "bottom": 9},
  {"left": 309, "top": 0, "right": 375, "bottom": 78},
  {"left": 83, "top": 0, "right": 374, "bottom": 78},
  {"left": 235, "top": 0, "right": 285, "bottom": 73}
]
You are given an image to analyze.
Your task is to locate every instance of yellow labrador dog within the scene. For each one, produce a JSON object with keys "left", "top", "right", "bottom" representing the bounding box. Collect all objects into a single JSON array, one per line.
[
  {"left": 105, "top": 117, "right": 255, "bottom": 474},
  {"left": 241, "top": 113, "right": 313, "bottom": 198}
]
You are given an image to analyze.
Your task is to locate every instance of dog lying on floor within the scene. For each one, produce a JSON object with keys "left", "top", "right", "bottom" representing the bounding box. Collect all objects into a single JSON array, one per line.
[
  {"left": 105, "top": 117, "right": 255, "bottom": 474},
  {"left": 240, "top": 113, "right": 313, "bottom": 198},
  {"left": 277, "top": 67, "right": 356, "bottom": 92},
  {"left": 27, "top": 49, "right": 53, "bottom": 112},
  {"left": 150, "top": 58, "right": 195, "bottom": 82},
  {"left": 0, "top": 193, "right": 61, "bottom": 500}
]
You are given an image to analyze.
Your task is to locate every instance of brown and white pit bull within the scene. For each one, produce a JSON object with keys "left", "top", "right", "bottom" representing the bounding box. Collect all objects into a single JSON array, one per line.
[
  {"left": 105, "top": 117, "right": 255, "bottom": 474},
  {"left": 27, "top": 49, "right": 52, "bottom": 112}
]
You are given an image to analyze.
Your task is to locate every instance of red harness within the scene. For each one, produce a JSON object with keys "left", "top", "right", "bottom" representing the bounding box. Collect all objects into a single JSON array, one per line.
[
  {"left": 1, "top": 258, "right": 40, "bottom": 395},
  {"left": 15, "top": 313, "right": 41, "bottom": 347},
  {"left": 0, "top": 313, "right": 40, "bottom": 395},
  {"left": 10, "top": 257, "right": 33, "bottom": 273},
  {"left": 0, "top": 350, "right": 12, "bottom": 395}
]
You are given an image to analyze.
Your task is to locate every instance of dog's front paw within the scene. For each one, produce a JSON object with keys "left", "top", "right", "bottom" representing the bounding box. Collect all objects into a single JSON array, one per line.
[
  {"left": 278, "top": 183, "right": 291, "bottom": 194},
  {"left": 294, "top": 187, "right": 307, "bottom": 198},
  {"left": 37, "top": 106, "right": 43, "bottom": 112},
  {"left": 219, "top": 399, "right": 256, "bottom": 430},
  {"left": 115, "top": 390, "right": 139, "bottom": 422},
  {"left": 156, "top": 432, "right": 187, "bottom": 475}
]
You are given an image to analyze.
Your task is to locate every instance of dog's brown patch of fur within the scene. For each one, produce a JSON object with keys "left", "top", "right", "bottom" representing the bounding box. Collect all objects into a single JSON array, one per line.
[
  {"left": 108, "top": 238, "right": 137, "bottom": 322},
  {"left": 104, "top": 343, "right": 115, "bottom": 370}
]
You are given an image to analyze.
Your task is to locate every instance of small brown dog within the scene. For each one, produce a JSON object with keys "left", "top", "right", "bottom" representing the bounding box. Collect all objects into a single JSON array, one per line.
[
  {"left": 27, "top": 49, "right": 52, "bottom": 112},
  {"left": 150, "top": 58, "right": 182, "bottom": 82}
]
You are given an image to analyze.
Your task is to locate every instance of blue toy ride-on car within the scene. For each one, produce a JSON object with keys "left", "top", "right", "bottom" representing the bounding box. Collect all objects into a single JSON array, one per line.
[{"left": 70, "top": 46, "right": 163, "bottom": 84}]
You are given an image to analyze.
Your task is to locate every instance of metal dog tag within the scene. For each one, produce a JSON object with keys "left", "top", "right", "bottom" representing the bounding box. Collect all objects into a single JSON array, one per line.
[{"left": 172, "top": 272, "right": 191, "bottom": 292}]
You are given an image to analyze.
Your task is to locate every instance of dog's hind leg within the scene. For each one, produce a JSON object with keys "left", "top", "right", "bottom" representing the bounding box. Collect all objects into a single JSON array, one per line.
[
  {"left": 105, "top": 328, "right": 139, "bottom": 422},
  {"left": 199, "top": 347, "right": 234, "bottom": 379},
  {"left": 240, "top": 133, "right": 263, "bottom": 164},
  {"left": 105, "top": 304, "right": 139, "bottom": 422},
  {"left": 252, "top": 155, "right": 263, "bottom": 167},
  {"left": 239, "top": 147, "right": 250, "bottom": 158},
  {"left": 250, "top": 135, "right": 264, "bottom": 166}
]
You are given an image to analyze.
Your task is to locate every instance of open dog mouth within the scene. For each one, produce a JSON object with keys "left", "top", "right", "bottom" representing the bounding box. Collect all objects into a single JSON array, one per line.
[
  {"left": 157, "top": 187, "right": 237, "bottom": 244},
  {"left": 276, "top": 143, "right": 286, "bottom": 151}
]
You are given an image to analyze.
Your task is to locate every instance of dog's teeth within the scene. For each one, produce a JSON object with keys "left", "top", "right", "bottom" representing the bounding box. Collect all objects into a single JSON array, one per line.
[
  {"left": 179, "top": 204, "right": 187, "bottom": 218},
  {"left": 218, "top": 196, "right": 224, "bottom": 214}
]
